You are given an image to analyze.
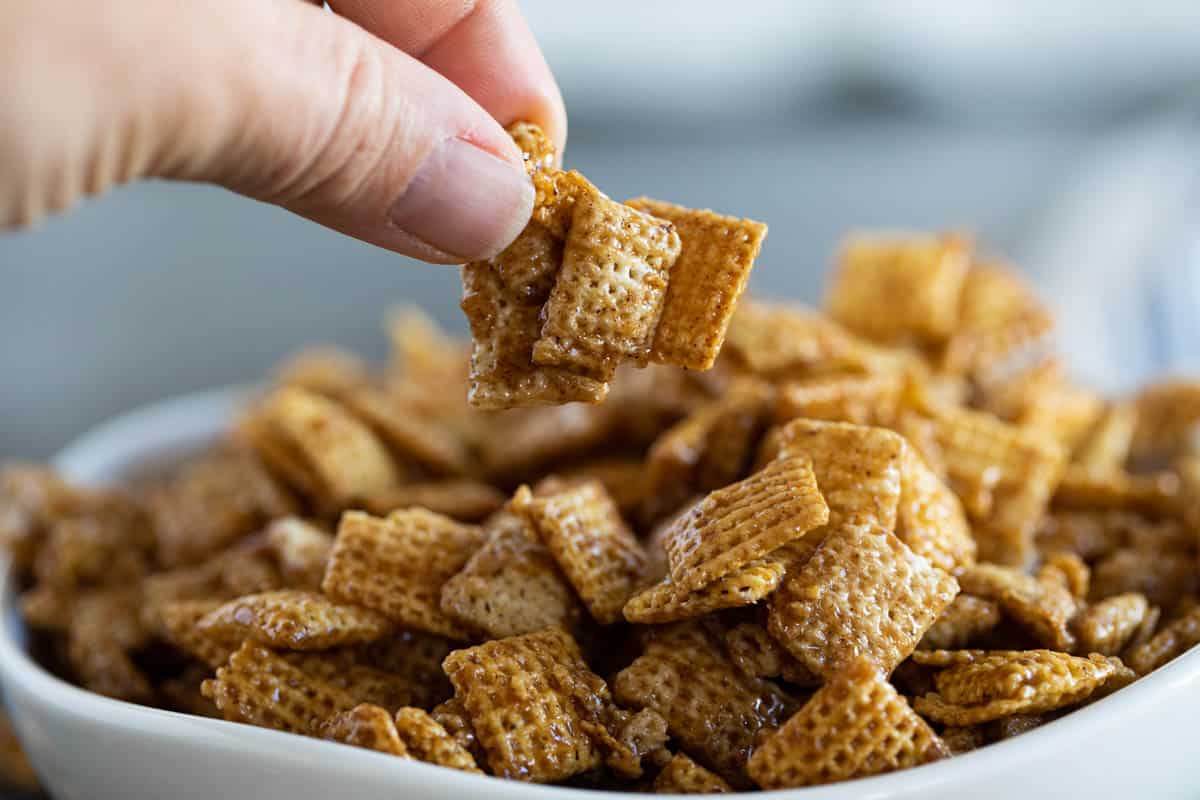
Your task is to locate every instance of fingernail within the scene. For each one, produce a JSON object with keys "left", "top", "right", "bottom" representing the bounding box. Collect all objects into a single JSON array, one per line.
[{"left": 388, "top": 137, "right": 534, "bottom": 261}]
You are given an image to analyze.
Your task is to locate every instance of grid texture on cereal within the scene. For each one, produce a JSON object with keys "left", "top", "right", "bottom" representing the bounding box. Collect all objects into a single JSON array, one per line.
[
  {"left": 320, "top": 703, "right": 408, "bottom": 756},
  {"left": 197, "top": 589, "right": 390, "bottom": 651}
]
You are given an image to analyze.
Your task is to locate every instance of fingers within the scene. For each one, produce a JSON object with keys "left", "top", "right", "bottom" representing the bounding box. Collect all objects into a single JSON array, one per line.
[{"left": 328, "top": 0, "right": 566, "bottom": 156}]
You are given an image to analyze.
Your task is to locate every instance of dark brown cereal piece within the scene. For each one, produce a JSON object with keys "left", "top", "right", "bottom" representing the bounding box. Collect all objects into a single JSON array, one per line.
[
  {"left": 319, "top": 704, "right": 409, "bottom": 756},
  {"left": 918, "top": 594, "right": 1003, "bottom": 651},
  {"left": 940, "top": 726, "right": 986, "bottom": 755},
  {"left": 958, "top": 563, "right": 1078, "bottom": 652},
  {"left": 430, "top": 697, "right": 484, "bottom": 764},
  {"left": 1089, "top": 547, "right": 1197, "bottom": 609},
  {"left": 623, "top": 556, "right": 786, "bottom": 624},
  {"left": 394, "top": 707, "right": 484, "bottom": 773},
  {"left": 1124, "top": 606, "right": 1200, "bottom": 674},
  {"left": 653, "top": 752, "right": 733, "bottom": 794},
  {"left": 198, "top": 590, "right": 391, "bottom": 651},
  {"left": 159, "top": 600, "right": 240, "bottom": 668},
  {"left": 285, "top": 648, "right": 444, "bottom": 711},
  {"left": 721, "top": 621, "right": 820, "bottom": 687},
  {"left": 0, "top": 714, "right": 40, "bottom": 792},
  {"left": 0, "top": 464, "right": 93, "bottom": 572},
  {"left": 747, "top": 657, "right": 947, "bottom": 789},
  {"left": 66, "top": 586, "right": 153, "bottom": 703}
]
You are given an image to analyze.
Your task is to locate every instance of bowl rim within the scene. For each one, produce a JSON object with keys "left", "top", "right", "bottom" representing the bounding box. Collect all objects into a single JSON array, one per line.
[{"left": 2, "top": 385, "right": 1197, "bottom": 798}]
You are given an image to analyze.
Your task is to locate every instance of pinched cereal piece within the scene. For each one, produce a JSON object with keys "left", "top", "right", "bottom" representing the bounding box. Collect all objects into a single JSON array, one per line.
[
  {"left": 747, "top": 657, "right": 947, "bottom": 789},
  {"left": 912, "top": 650, "right": 1120, "bottom": 725},
  {"left": 320, "top": 704, "right": 408, "bottom": 756},
  {"left": 826, "top": 232, "right": 970, "bottom": 343},
  {"left": 322, "top": 510, "right": 485, "bottom": 639},
  {"left": 442, "top": 628, "right": 617, "bottom": 782},
  {"left": 1125, "top": 606, "right": 1200, "bottom": 674},
  {"left": 1131, "top": 378, "right": 1200, "bottom": 464},
  {"left": 663, "top": 455, "right": 828, "bottom": 594},
  {"left": 430, "top": 697, "right": 484, "bottom": 764},
  {"left": 519, "top": 482, "right": 647, "bottom": 624},
  {"left": 959, "top": 563, "right": 1077, "bottom": 651},
  {"left": 341, "top": 386, "right": 468, "bottom": 476},
  {"left": 896, "top": 443, "right": 976, "bottom": 572},
  {"left": 768, "top": 525, "right": 958, "bottom": 678},
  {"left": 440, "top": 508, "right": 580, "bottom": 638},
  {"left": 363, "top": 479, "right": 507, "bottom": 523},
  {"left": 919, "top": 594, "right": 1002, "bottom": 651},
  {"left": 394, "top": 707, "right": 483, "bottom": 773},
  {"left": 509, "top": 121, "right": 556, "bottom": 174},
  {"left": 198, "top": 590, "right": 391, "bottom": 651},
  {"left": 1089, "top": 547, "right": 1196, "bottom": 609},
  {"left": 489, "top": 221, "right": 563, "bottom": 302},
  {"left": 460, "top": 259, "right": 608, "bottom": 409},
  {"left": 623, "top": 556, "right": 786, "bottom": 624},
  {"left": 613, "top": 623, "right": 796, "bottom": 785},
  {"left": 202, "top": 641, "right": 357, "bottom": 733},
  {"left": 774, "top": 372, "right": 902, "bottom": 427},
  {"left": 1071, "top": 593, "right": 1150, "bottom": 656},
  {"left": 624, "top": 198, "right": 767, "bottom": 370},
  {"left": 1074, "top": 402, "right": 1137, "bottom": 474},
  {"left": 159, "top": 600, "right": 240, "bottom": 668},
  {"left": 654, "top": 753, "right": 733, "bottom": 794},
  {"left": 532, "top": 193, "right": 682, "bottom": 379},
  {"left": 721, "top": 621, "right": 820, "bottom": 686},
  {"left": 264, "top": 517, "right": 332, "bottom": 590},
  {"left": 1037, "top": 551, "right": 1090, "bottom": 601}
]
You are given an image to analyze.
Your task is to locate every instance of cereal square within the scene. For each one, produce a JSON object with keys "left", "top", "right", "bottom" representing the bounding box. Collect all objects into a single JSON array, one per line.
[
  {"left": 394, "top": 707, "right": 483, "bottom": 773},
  {"left": 896, "top": 443, "right": 976, "bottom": 572},
  {"left": 319, "top": 704, "right": 408, "bottom": 756},
  {"left": 958, "top": 564, "right": 1077, "bottom": 651},
  {"left": 198, "top": 589, "right": 391, "bottom": 651},
  {"left": 654, "top": 752, "right": 732, "bottom": 794},
  {"left": 623, "top": 556, "right": 786, "bottom": 624},
  {"left": 918, "top": 594, "right": 1002, "bottom": 651}
]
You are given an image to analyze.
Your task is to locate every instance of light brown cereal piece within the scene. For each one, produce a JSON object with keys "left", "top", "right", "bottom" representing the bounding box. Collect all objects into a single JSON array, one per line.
[
  {"left": 918, "top": 595, "right": 1003, "bottom": 651},
  {"left": 1124, "top": 604, "right": 1162, "bottom": 654},
  {"left": 274, "top": 347, "right": 371, "bottom": 399},
  {"left": 67, "top": 586, "right": 153, "bottom": 703},
  {"left": 385, "top": 308, "right": 470, "bottom": 408},
  {"left": 663, "top": 455, "right": 828, "bottom": 594},
  {"left": 623, "top": 556, "right": 786, "bottom": 624},
  {"left": 1124, "top": 606, "right": 1200, "bottom": 674},
  {"left": 613, "top": 623, "right": 796, "bottom": 786},
  {"left": 198, "top": 590, "right": 391, "bottom": 651},
  {"left": 20, "top": 584, "right": 77, "bottom": 631},
  {"left": 1089, "top": 547, "right": 1197, "bottom": 609},
  {"left": 774, "top": 372, "right": 902, "bottom": 427},
  {"left": 362, "top": 479, "right": 506, "bottom": 523},
  {"left": 958, "top": 563, "right": 1077, "bottom": 651},
  {"left": 490, "top": 221, "right": 566, "bottom": 303},
  {"left": 508, "top": 121, "right": 556, "bottom": 174},
  {"left": 159, "top": 600, "right": 239, "bottom": 668},
  {"left": 430, "top": 697, "right": 483, "bottom": 764},
  {"left": 203, "top": 641, "right": 357, "bottom": 733},
  {"left": 320, "top": 704, "right": 409, "bottom": 756},
  {"left": 460, "top": 259, "right": 608, "bottom": 410},
  {"left": 1037, "top": 551, "right": 1090, "bottom": 601},
  {"left": 896, "top": 443, "right": 976, "bottom": 572},
  {"left": 1074, "top": 402, "right": 1137, "bottom": 473},
  {"left": 322, "top": 510, "right": 485, "bottom": 639},
  {"left": 940, "top": 726, "right": 986, "bottom": 755},
  {"left": 1053, "top": 467, "right": 1179, "bottom": 516},
  {"left": 1071, "top": 593, "right": 1150, "bottom": 656},
  {"left": 442, "top": 628, "right": 616, "bottom": 782},
  {"left": 341, "top": 386, "right": 468, "bottom": 476},
  {"left": 912, "top": 650, "right": 1120, "bottom": 725},
  {"left": 721, "top": 621, "right": 820, "bottom": 686},
  {"left": 440, "top": 508, "right": 580, "bottom": 638},
  {"left": 265, "top": 517, "right": 332, "bottom": 590},
  {"left": 533, "top": 193, "right": 682, "bottom": 379},
  {"left": 768, "top": 525, "right": 958, "bottom": 679},
  {"left": 532, "top": 169, "right": 595, "bottom": 240},
  {"left": 654, "top": 753, "right": 733, "bottom": 794},
  {"left": 520, "top": 482, "right": 647, "bottom": 624},
  {"left": 394, "top": 707, "right": 483, "bottom": 773},
  {"left": 477, "top": 402, "right": 619, "bottom": 478},
  {"left": 0, "top": 464, "right": 85, "bottom": 573},
  {"left": 747, "top": 657, "right": 947, "bottom": 789},
  {"left": 827, "top": 232, "right": 970, "bottom": 343},
  {"left": 1131, "top": 379, "right": 1200, "bottom": 464},
  {"left": 625, "top": 198, "right": 767, "bottom": 370},
  {"left": 34, "top": 510, "right": 150, "bottom": 591}
]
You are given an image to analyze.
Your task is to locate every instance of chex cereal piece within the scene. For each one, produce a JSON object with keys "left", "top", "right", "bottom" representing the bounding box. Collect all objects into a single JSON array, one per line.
[
  {"left": 654, "top": 753, "right": 733, "bottom": 794},
  {"left": 774, "top": 372, "right": 902, "bottom": 427},
  {"left": 1037, "top": 551, "right": 1090, "bottom": 601},
  {"left": 67, "top": 586, "right": 153, "bottom": 703},
  {"left": 912, "top": 650, "right": 1120, "bottom": 725},
  {"left": 394, "top": 707, "right": 483, "bottom": 773},
  {"left": 440, "top": 507, "right": 580, "bottom": 638},
  {"left": 322, "top": 510, "right": 485, "bottom": 639},
  {"left": 552, "top": 457, "right": 649, "bottom": 516},
  {"left": 625, "top": 197, "right": 767, "bottom": 370},
  {"left": 159, "top": 600, "right": 240, "bottom": 668},
  {"left": 202, "top": 641, "right": 357, "bottom": 734},
  {"left": 34, "top": 509, "right": 150, "bottom": 590},
  {"left": 476, "top": 402, "right": 618, "bottom": 478},
  {"left": 768, "top": 525, "right": 958, "bottom": 678},
  {"left": 488, "top": 221, "right": 563, "bottom": 303},
  {"left": 533, "top": 192, "right": 682, "bottom": 379},
  {"left": 1131, "top": 378, "right": 1200, "bottom": 464},
  {"left": 264, "top": 517, "right": 332, "bottom": 591},
  {"left": 319, "top": 704, "right": 408, "bottom": 756},
  {"left": 519, "top": 482, "right": 647, "bottom": 624},
  {"left": 442, "top": 628, "right": 613, "bottom": 782},
  {"left": 607, "top": 708, "right": 671, "bottom": 778},
  {"left": 918, "top": 595, "right": 1002, "bottom": 651},
  {"left": 613, "top": 623, "right": 795, "bottom": 786},
  {"left": 0, "top": 464, "right": 86, "bottom": 572},
  {"left": 747, "top": 657, "right": 947, "bottom": 789},
  {"left": 623, "top": 556, "right": 786, "bottom": 624},
  {"left": 360, "top": 628, "right": 455, "bottom": 690},
  {"left": 941, "top": 726, "right": 986, "bottom": 755},
  {"left": 1071, "top": 593, "right": 1150, "bottom": 656},
  {"left": 430, "top": 697, "right": 484, "bottom": 764},
  {"left": 509, "top": 121, "right": 556, "bottom": 174},
  {"left": 1089, "top": 546, "right": 1196, "bottom": 609},
  {"left": 341, "top": 386, "right": 468, "bottom": 476},
  {"left": 663, "top": 455, "right": 828, "bottom": 594},
  {"left": 460, "top": 259, "right": 608, "bottom": 409},
  {"left": 1074, "top": 402, "right": 1137, "bottom": 474},
  {"left": 896, "top": 443, "right": 976, "bottom": 572},
  {"left": 958, "top": 564, "right": 1077, "bottom": 651},
  {"left": 1053, "top": 466, "right": 1179, "bottom": 516},
  {"left": 1125, "top": 606, "right": 1200, "bottom": 675},
  {"left": 274, "top": 346, "right": 372, "bottom": 399},
  {"left": 363, "top": 479, "right": 506, "bottom": 523},
  {"left": 198, "top": 590, "right": 391, "bottom": 651},
  {"left": 721, "top": 621, "right": 819, "bottom": 686},
  {"left": 826, "top": 232, "right": 970, "bottom": 343},
  {"left": 286, "top": 649, "right": 442, "bottom": 710}
]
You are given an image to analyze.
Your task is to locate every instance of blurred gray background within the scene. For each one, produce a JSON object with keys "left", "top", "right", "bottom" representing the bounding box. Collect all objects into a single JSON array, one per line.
[{"left": 5, "top": 1, "right": 1200, "bottom": 459}]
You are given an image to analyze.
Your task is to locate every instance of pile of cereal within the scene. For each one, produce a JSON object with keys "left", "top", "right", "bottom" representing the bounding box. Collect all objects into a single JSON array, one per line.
[{"left": 3, "top": 131, "right": 1200, "bottom": 794}]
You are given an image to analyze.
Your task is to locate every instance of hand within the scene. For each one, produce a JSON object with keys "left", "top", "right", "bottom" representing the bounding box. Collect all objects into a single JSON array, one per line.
[{"left": 0, "top": 0, "right": 564, "bottom": 263}]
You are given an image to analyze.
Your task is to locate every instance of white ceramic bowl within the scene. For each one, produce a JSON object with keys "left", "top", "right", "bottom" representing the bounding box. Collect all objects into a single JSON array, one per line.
[{"left": 2, "top": 389, "right": 1199, "bottom": 799}]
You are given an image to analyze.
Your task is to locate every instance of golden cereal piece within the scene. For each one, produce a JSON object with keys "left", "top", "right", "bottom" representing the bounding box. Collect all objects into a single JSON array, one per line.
[
  {"left": 532, "top": 169, "right": 595, "bottom": 240},
  {"left": 202, "top": 641, "right": 357, "bottom": 734},
  {"left": 286, "top": 647, "right": 444, "bottom": 710},
  {"left": 430, "top": 697, "right": 484, "bottom": 764},
  {"left": 394, "top": 707, "right": 483, "bottom": 773},
  {"left": 896, "top": 443, "right": 976, "bottom": 573},
  {"left": 1089, "top": 547, "right": 1196, "bottom": 609},
  {"left": 363, "top": 479, "right": 506, "bottom": 523},
  {"left": 489, "top": 221, "right": 563, "bottom": 303},
  {"left": 747, "top": 657, "right": 947, "bottom": 789},
  {"left": 654, "top": 752, "right": 733, "bottom": 794},
  {"left": 958, "top": 563, "right": 1077, "bottom": 651},
  {"left": 440, "top": 507, "right": 581, "bottom": 638},
  {"left": 341, "top": 386, "right": 468, "bottom": 477},
  {"left": 1073, "top": 402, "right": 1137, "bottom": 474},
  {"left": 612, "top": 623, "right": 796, "bottom": 786},
  {"left": 159, "top": 600, "right": 239, "bottom": 668},
  {"left": 1131, "top": 379, "right": 1200, "bottom": 464},
  {"left": 919, "top": 594, "right": 1003, "bottom": 651},
  {"left": 774, "top": 372, "right": 902, "bottom": 427},
  {"left": 520, "top": 482, "right": 647, "bottom": 625},
  {"left": 663, "top": 455, "right": 828, "bottom": 594},
  {"left": 508, "top": 121, "right": 556, "bottom": 175},
  {"left": 912, "top": 650, "right": 1120, "bottom": 725},
  {"left": 320, "top": 704, "right": 408, "bottom": 757},
  {"left": 274, "top": 346, "right": 372, "bottom": 400},
  {"left": 264, "top": 517, "right": 332, "bottom": 590},
  {"left": 532, "top": 193, "right": 682, "bottom": 380},
  {"left": 442, "top": 628, "right": 615, "bottom": 782},
  {"left": 1125, "top": 606, "right": 1200, "bottom": 674},
  {"left": 1071, "top": 593, "right": 1150, "bottom": 656},
  {"left": 551, "top": 457, "right": 649, "bottom": 516},
  {"left": 1037, "top": 551, "right": 1090, "bottom": 601},
  {"left": 768, "top": 525, "right": 958, "bottom": 679},
  {"left": 198, "top": 590, "right": 391, "bottom": 651},
  {"left": 623, "top": 556, "right": 786, "bottom": 624},
  {"left": 625, "top": 198, "right": 767, "bottom": 371},
  {"left": 1053, "top": 466, "right": 1179, "bottom": 516},
  {"left": 322, "top": 510, "right": 485, "bottom": 639},
  {"left": 477, "top": 402, "right": 618, "bottom": 478},
  {"left": 721, "top": 621, "right": 820, "bottom": 686},
  {"left": 826, "top": 232, "right": 970, "bottom": 343}
]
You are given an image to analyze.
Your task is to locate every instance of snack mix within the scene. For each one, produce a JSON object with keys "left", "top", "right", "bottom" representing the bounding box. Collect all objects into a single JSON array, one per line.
[{"left": 2, "top": 123, "right": 1199, "bottom": 794}]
